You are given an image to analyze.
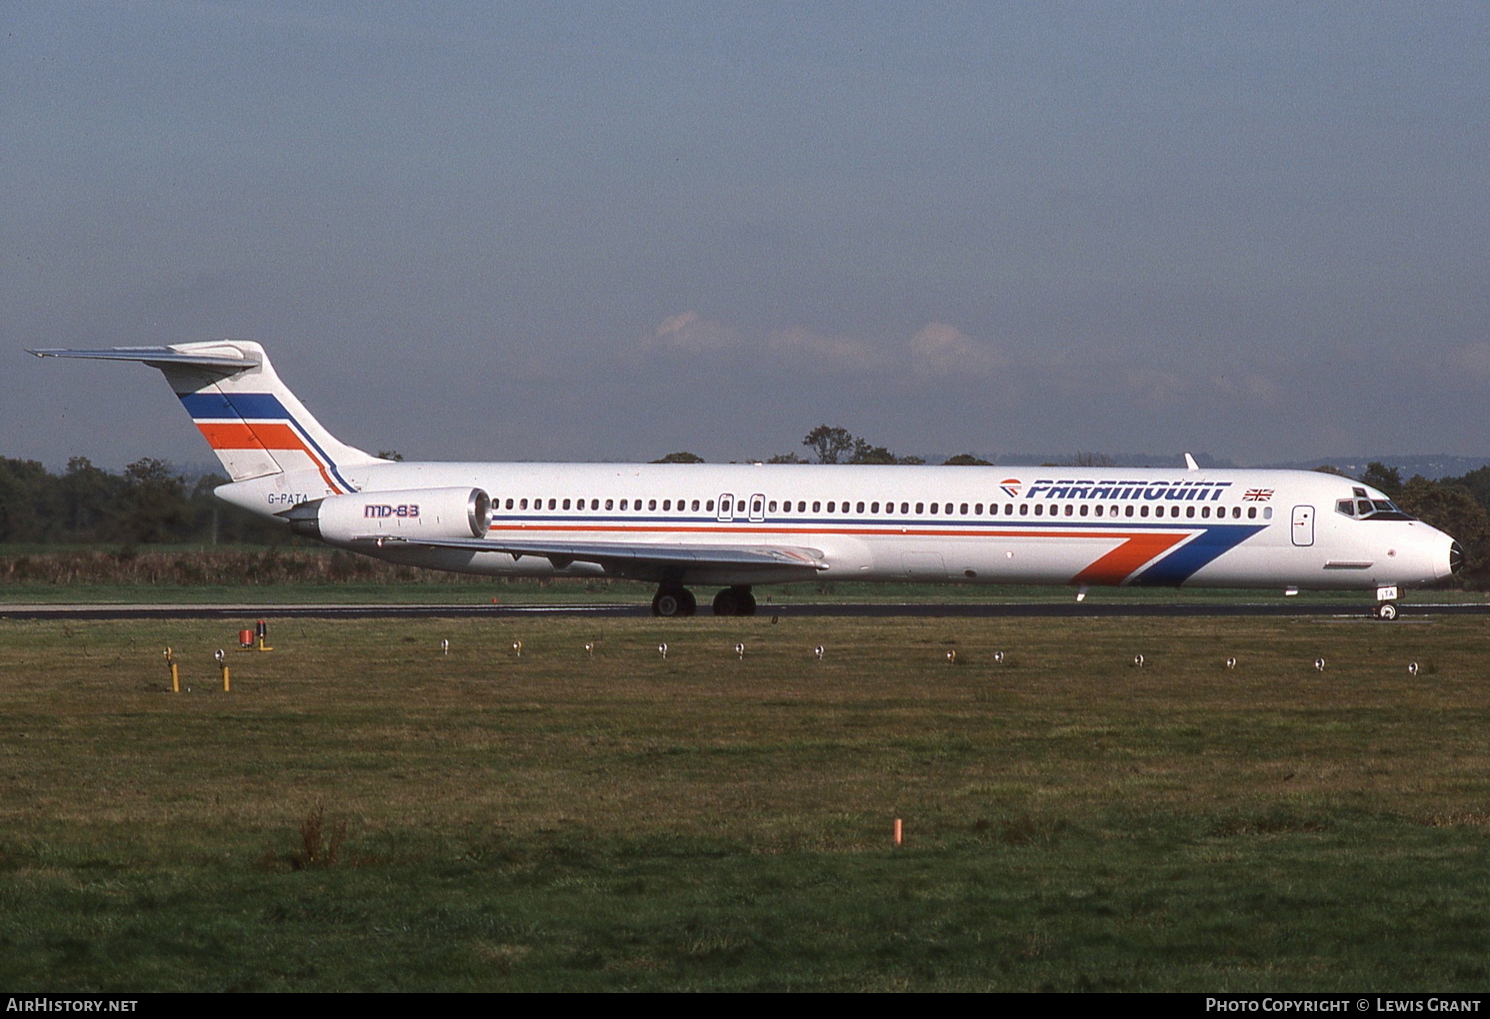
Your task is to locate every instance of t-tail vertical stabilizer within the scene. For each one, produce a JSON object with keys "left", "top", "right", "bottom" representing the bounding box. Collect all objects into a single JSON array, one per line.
[{"left": 28, "top": 341, "right": 383, "bottom": 493}]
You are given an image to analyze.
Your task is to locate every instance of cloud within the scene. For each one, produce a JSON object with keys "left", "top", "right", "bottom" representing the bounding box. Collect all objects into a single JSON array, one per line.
[
  {"left": 768, "top": 325, "right": 886, "bottom": 371},
  {"left": 642, "top": 314, "right": 1014, "bottom": 380},
  {"left": 640, "top": 312, "right": 886, "bottom": 371},
  {"left": 1214, "top": 373, "right": 1281, "bottom": 402},
  {"left": 908, "top": 322, "right": 1005, "bottom": 375},
  {"left": 645, "top": 310, "right": 740, "bottom": 353}
]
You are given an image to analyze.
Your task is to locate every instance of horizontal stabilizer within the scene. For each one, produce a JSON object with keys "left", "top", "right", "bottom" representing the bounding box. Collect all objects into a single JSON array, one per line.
[
  {"left": 29, "top": 346, "right": 261, "bottom": 371},
  {"left": 32, "top": 340, "right": 381, "bottom": 490}
]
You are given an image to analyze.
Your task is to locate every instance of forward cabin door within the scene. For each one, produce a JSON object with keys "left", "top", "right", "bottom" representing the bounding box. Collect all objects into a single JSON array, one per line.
[{"left": 1291, "top": 505, "right": 1315, "bottom": 547}]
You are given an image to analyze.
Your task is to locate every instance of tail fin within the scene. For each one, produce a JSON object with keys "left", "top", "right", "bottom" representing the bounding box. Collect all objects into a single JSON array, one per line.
[{"left": 30, "top": 341, "right": 383, "bottom": 492}]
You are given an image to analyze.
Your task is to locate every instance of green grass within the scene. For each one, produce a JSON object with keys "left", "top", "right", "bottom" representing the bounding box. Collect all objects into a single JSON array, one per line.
[
  {"left": 2, "top": 614, "right": 1489, "bottom": 989},
  {"left": 3, "top": 577, "right": 1479, "bottom": 607}
]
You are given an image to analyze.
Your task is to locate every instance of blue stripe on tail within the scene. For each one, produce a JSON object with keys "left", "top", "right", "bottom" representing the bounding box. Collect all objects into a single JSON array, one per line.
[
  {"left": 177, "top": 391, "right": 354, "bottom": 493},
  {"left": 179, "top": 393, "right": 288, "bottom": 419}
]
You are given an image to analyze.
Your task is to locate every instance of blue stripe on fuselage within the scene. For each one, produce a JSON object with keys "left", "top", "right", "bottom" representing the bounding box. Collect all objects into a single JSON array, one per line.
[{"left": 1130, "top": 524, "right": 1265, "bottom": 586}]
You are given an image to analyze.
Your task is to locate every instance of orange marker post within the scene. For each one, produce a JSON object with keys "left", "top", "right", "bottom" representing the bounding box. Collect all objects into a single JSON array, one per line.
[{"left": 893, "top": 818, "right": 903, "bottom": 847}]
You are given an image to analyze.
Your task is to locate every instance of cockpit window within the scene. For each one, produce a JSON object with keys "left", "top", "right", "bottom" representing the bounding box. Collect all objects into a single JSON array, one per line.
[
  {"left": 1338, "top": 495, "right": 1414, "bottom": 521},
  {"left": 1368, "top": 499, "right": 1414, "bottom": 520}
]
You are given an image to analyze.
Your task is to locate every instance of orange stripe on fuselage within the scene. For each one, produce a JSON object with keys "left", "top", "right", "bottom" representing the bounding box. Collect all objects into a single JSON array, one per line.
[
  {"left": 488, "top": 523, "right": 1185, "bottom": 542},
  {"left": 1070, "top": 531, "right": 1191, "bottom": 585}
]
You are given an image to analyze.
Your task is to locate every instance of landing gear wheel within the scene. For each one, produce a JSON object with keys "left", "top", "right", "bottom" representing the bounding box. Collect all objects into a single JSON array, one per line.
[
  {"left": 652, "top": 586, "right": 696, "bottom": 617},
  {"left": 1377, "top": 602, "right": 1399, "bottom": 621},
  {"left": 712, "top": 586, "right": 757, "bottom": 617}
]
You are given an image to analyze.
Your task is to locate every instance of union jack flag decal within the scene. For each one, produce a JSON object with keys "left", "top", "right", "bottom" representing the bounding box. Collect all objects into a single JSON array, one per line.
[{"left": 1242, "top": 488, "right": 1274, "bottom": 501}]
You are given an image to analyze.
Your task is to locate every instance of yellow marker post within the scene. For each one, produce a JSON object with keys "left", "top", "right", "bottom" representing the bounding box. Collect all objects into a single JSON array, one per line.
[
  {"left": 215, "top": 649, "right": 230, "bottom": 692},
  {"left": 164, "top": 647, "right": 179, "bottom": 694}
]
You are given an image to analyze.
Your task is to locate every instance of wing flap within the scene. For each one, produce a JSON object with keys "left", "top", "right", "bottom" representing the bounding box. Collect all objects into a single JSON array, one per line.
[{"left": 352, "top": 535, "right": 828, "bottom": 576}]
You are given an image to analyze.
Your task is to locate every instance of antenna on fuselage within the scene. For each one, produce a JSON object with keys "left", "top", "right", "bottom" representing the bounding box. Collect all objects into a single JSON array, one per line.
[{"left": 1184, "top": 453, "right": 1200, "bottom": 472}]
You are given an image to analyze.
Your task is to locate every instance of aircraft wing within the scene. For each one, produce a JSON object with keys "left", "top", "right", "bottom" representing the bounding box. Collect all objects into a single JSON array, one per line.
[{"left": 353, "top": 535, "right": 828, "bottom": 579}]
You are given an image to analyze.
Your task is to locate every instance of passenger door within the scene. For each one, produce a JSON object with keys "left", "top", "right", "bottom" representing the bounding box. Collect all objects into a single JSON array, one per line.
[{"left": 1291, "top": 505, "right": 1315, "bottom": 547}]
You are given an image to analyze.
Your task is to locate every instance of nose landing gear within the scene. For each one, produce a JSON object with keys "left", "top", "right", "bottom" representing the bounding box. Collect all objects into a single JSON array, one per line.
[{"left": 1374, "top": 585, "right": 1399, "bottom": 621}]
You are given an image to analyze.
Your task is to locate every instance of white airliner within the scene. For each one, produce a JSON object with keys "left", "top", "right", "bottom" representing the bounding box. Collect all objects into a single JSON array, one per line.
[{"left": 31, "top": 340, "right": 1461, "bottom": 619}]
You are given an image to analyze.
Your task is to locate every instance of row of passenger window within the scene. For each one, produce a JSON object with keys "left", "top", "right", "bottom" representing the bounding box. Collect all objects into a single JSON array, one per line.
[
  {"left": 492, "top": 495, "right": 1272, "bottom": 521},
  {"left": 498, "top": 497, "right": 707, "bottom": 512}
]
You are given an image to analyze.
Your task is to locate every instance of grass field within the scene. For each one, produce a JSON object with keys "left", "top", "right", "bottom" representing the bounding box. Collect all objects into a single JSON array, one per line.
[{"left": 2, "top": 612, "right": 1490, "bottom": 990}]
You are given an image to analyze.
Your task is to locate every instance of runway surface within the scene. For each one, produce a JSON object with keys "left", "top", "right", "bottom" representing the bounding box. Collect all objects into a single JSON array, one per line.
[{"left": 4, "top": 601, "right": 1489, "bottom": 621}]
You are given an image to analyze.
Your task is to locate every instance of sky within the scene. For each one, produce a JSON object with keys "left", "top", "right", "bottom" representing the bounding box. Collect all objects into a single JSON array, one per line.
[{"left": 3, "top": 2, "right": 1488, "bottom": 470}]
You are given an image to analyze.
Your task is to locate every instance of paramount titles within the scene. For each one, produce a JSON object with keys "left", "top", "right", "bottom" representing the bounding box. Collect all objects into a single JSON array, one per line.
[{"left": 1025, "top": 479, "right": 1235, "bottom": 502}]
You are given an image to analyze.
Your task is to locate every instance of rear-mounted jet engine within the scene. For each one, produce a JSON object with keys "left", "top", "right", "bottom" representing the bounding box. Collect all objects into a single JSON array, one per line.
[{"left": 281, "top": 487, "right": 491, "bottom": 543}]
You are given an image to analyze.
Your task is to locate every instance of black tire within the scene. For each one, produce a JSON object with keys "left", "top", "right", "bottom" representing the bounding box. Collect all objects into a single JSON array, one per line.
[
  {"left": 1377, "top": 602, "right": 1399, "bottom": 621},
  {"left": 654, "top": 587, "right": 696, "bottom": 617},
  {"left": 714, "top": 586, "right": 755, "bottom": 616}
]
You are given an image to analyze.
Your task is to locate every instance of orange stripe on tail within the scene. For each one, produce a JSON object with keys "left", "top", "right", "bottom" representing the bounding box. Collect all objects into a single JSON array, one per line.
[
  {"left": 195, "top": 422, "right": 304, "bottom": 451},
  {"left": 196, "top": 421, "right": 340, "bottom": 493}
]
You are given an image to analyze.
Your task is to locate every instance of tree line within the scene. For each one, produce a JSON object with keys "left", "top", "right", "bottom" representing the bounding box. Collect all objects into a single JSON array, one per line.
[
  {"left": 0, "top": 457, "right": 283, "bottom": 545},
  {"left": 5, "top": 441, "right": 1490, "bottom": 588},
  {"left": 655, "top": 425, "right": 990, "bottom": 466}
]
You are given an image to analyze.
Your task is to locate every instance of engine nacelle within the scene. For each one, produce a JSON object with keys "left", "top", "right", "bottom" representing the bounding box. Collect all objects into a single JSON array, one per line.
[{"left": 283, "top": 487, "right": 491, "bottom": 543}]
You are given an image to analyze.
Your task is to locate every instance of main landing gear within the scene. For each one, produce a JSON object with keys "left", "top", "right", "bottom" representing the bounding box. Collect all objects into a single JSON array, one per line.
[
  {"left": 711, "top": 586, "right": 757, "bottom": 617},
  {"left": 1375, "top": 602, "right": 1399, "bottom": 621},
  {"left": 647, "top": 584, "right": 757, "bottom": 617},
  {"left": 650, "top": 585, "right": 696, "bottom": 617}
]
